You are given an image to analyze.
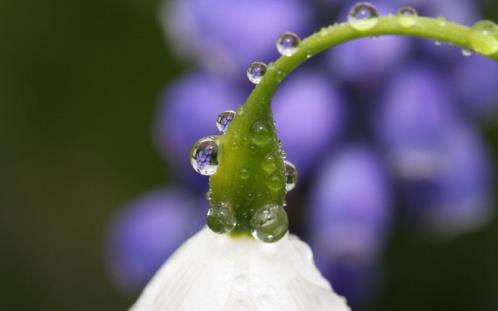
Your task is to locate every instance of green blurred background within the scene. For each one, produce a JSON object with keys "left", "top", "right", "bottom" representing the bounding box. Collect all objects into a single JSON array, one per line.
[{"left": 1, "top": 0, "right": 498, "bottom": 310}]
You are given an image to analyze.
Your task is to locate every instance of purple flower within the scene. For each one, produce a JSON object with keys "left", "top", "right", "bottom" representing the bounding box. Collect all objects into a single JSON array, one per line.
[
  {"left": 452, "top": 55, "right": 498, "bottom": 119},
  {"left": 273, "top": 69, "right": 346, "bottom": 176},
  {"left": 402, "top": 126, "right": 493, "bottom": 235},
  {"left": 308, "top": 145, "right": 391, "bottom": 303},
  {"left": 374, "top": 65, "right": 458, "bottom": 180},
  {"left": 163, "top": 0, "right": 311, "bottom": 78},
  {"left": 106, "top": 189, "right": 204, "bottom": 292},
  {"left": 327, "top": 1, "right": 411, "bottom": 84},
  {"left": 154, "top": 72, "right": 244, "bottom": 188}
]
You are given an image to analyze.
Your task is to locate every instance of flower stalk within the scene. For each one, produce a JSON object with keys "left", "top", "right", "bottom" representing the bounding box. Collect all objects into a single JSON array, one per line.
[{"left": 210, "top": 15, "right": 498, "bottom": 239}]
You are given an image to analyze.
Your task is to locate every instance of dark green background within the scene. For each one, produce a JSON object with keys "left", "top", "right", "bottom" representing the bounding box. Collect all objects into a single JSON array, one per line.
[{"left": 1, "top": 0, "right": 497, "bottom": 310}]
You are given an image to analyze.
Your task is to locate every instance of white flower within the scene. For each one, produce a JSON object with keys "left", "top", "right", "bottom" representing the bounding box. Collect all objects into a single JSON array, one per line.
[{"left": 132, "top": 227, "right": 350, "bottom": 311}]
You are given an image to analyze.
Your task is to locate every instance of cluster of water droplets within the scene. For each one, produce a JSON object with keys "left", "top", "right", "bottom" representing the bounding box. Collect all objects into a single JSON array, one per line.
[{"left": 190, "top": 106, "right": 298, "bottom": 242}]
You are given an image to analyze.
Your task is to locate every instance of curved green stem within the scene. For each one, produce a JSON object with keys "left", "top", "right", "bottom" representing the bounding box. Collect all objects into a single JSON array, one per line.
[{"left": 209, "top": 15, "right": 498, "bottom": 238}]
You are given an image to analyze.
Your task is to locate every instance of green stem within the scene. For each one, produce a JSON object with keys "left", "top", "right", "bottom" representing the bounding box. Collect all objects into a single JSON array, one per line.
[{"left": 209, "top": 15, "right": 498, "bottom": 238}]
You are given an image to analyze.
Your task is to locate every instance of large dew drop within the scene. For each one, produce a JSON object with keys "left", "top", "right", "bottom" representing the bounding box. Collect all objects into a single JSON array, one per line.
[
  {"left": 284, "top": 160, "right": 298, "bottom": 192},
  {"left": 207, "top": 202, "right": 237, "bottom": 234},
  {"left": 348, "top": 2, "right": 379, "bottom": 31},
  {"left": 216, "top": 110, "right": 236, "bottom": 133},
  {"left": 276, "top": 32, "right": 301, "bottom": 56},
  {"left": 469, "top": 20, "right": 498, "bottom": 56},
  {"left": 250, "top": 204, "right": 288, "bottom": 243},
  {"left": 396, "top": 6, "right": 418, "bottom": 28},
  {"left": 246, "top": 62, "right": 267, "bottom": 84},
  {"left": 190, "top": 136, "right": 219, "bottom": 176}
]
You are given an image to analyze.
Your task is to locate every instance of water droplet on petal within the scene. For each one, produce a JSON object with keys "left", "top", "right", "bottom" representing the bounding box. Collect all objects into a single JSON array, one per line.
[
  {"left": 262, "top": 154, "right": 277, "bottom": 174},
  {"left": 276, "top": 32, "right": 300, "bottom": 56},
  {"left": 250, "top": 121, "right": 271, "bottom": 147},
  {"left": 462, "top": 48, "right": 473, "bottom": 57},
  {"left": 348, "top": 2, "right": 379, "bottom": 31},
  {"left": 207, "top": 202, "right": 237, "bottom": 234},
  {"left": 434, "top": 41, "right": 441, "bottom": 46},
  {"left": 240, "top": 168, "right": 250, "bottom": 180},
  {"left": 247, "top": 62, "right": 267, "bottom": 84},
  {"left": 216, "top": 110, "right": 236, "bottom": 133},
  {"left": 396, "top": 6, "right": 418, "bottom": 28},
  {"left": 266, "top": 174, "right": 283, "bottom": 192},
  {"left": 284, "top": 160, "right": 298, "bottom": 192},
  {"left": 469, "top": 20, "right": 498, "bottom": 55},
  {"left": 190, "top": 136, "right": 219, "bottom": 175},
  {"left": 251, "top": 204, "right": 288, "bottom": 243}
]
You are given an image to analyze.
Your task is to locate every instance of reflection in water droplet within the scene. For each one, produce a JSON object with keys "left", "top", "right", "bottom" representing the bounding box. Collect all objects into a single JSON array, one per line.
[
  {"left": 207, "top": 202, "right": 237, "bottom": 234},
  {"left": 469, "top": 20, "right": 498, "bottom": 55},
  {"left": 348, "top": 2, "right": 379, "bottom": 31},
  {"left": 276, "top": 32, "right": 300, "bottom": 56},
  {"left": 250, "top": 204, "right": 288, "bottom": 243},
  {"left": 396, "top": 6, "right": 418, "bottom": 28},
  {"left": 190, "top": 136, "right": 219, "bottom": 175},
  {"left": 247, "top": 62, "right": 267, "bottom": 84},
  {"left": 216, "top": 110, "right": 236, "bottom": 133},
  {"left": 284, "top": 160, "right": 298, "bottom": 192}
]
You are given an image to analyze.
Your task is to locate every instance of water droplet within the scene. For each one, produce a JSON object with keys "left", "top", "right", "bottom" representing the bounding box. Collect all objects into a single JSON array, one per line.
[
  {"left": 437, "top": 16, "right": 447, "bottom": 27},
  {"left": 284, "top": 160, "right": 298, "bottom": 192},
  {"left": 462, "top": 48, "right": 473, "bottom": 57},
  {"left": 216, "top": 110, "right": 236, "bottom": 133},
  {"left": 262, "top": 154, "right": 277, "bottom": 174},
  {"left": 250, "top": 204, "right": 288, "bottom": 243},
  {"left": 266, "top": 174, "right": 283, "bottom": 192},
  {"left": 247, "top": 62, "right": 267, "bottom": 84},
  {"left": 207, "top": 202, "right": 237, "bottom": 234},
  {"left": 190, "top": 136, "right": 219, "bottom": 176},
  {"left": 348, "top": 2, "right": 379, "bottom": 31},
  {"left": 276, "top": 32, "right": 300, "bottom": 56},
  {"left": 469, "top": 20, "right": 498, "bottom": 55},
  {"left": 305, "top": 49, "right": 313, "bottom": 59},
  {"left": 250, "top": 121, "right": 271, "bottom": 146},
  {"left": 434, "top": 41, "right": 441, "bottom": 46},
  {"left": 396, "top": 6, "right": 417, "bottom": 28},
  {"left": 240, "top": 168, "right": 250, "bottom": 180}
]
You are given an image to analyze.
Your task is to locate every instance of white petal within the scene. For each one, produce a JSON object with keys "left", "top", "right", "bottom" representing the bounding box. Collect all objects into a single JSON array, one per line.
[{"left": 132, "top": 227, "right": 350, "bottom": 311}]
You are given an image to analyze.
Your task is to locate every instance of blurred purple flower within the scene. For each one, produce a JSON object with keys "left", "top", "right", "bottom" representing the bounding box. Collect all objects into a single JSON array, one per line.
[
  {"left": 273, "top": 69, "right": 346, "bottom": 176},
  {"left": 154, "top": 72, "right": 244, "bottom": 188},
  {"left": 327, "top": 1, "right": 411, "bottom": 84},
  {"left": 403, "top": 126, "right": 493, "bottom": 235},
  {"left": 163, "top": 0, "right": 311, "bottom": 78},
  {"left": 452, "top": 55, "right": 498, "bottom": 119},
  {"left": 106, "top": 189, "right": 204, "bottom": 292},
  {"left": 374, "top": 65, "right": 458, "bottom": 180},
  {"left": 309, "top": 145, "right": 391, "bottom": 303}
]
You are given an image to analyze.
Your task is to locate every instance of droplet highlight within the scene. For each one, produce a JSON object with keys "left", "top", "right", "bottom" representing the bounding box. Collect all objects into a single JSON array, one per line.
[
  {"left": 247, "top": 62, "right": 267, "bottom": 84},
  {"left": 469, "top": 20, "right": 498, "bottom": 56},
  {"left": 396, "top": 6, "right": 417, "bottom": 28},
  {"left": 207, "top": 202, "right": 237, "bottom": 234},
  {"left": 190, "top": 136, "right": 219, "bottom": 176},
  {"left": 266, "top": 174, "right": 283, "bottom": 192},
  {"left": 348, "top": 2, "right": 379, "bottom": 31},
  {"left": 276, "top": 32, "right": 300, "bottom": 56},
  {"left": 216, "top": 110, "right": 236, "bottom": 133},
  {"left": 462, "top": 48, "right": 473, "bottom": 57},
  {"left": 250, "top": 204, "right": 289, "bottom": 243},
  {"left": 284, "top": 160, "right": 298, "bottom": 192}
]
